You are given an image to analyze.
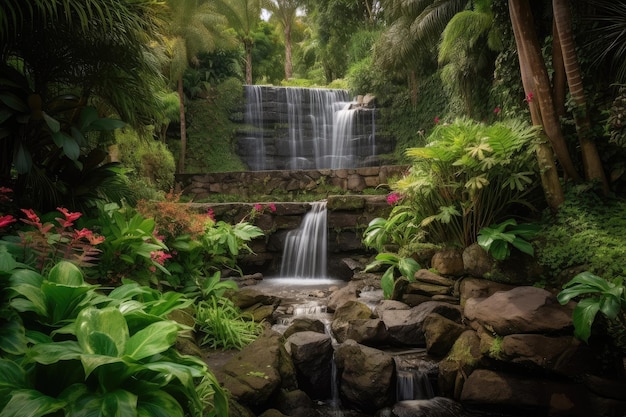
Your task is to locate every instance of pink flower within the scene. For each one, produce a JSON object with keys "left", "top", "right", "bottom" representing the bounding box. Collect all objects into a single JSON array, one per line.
[
  {"left": 148, "top": 266, "right": 157, "bottom": 273},
  {"left": 253, "top": 203, "right": 263, "bottom": 212},
  {"left": 0, "top": 187, "right": 12, "bottom": 194},
  {"left": 206, "top": 208, "right": 215, "bottom": 222},
  {"left": 73, "top": 228, "right": 94, "bottom": 240},
  {"left": 434, "top": 116, "right": 440, "bottom": 124},
  {"left": 56, "top": 207, "right": 81, "bottom": 227},
  {"left": 0, "top": 187, "right": 12, "bottom": 203},
  {"left": 386, "top": 193, "right": 402, "bottom": 205},
  {"left": 0, "top": 214, "right": 16, "bottom": 228},
  {"left": 150, "top": 250, "right": 172, "bottom": 266},
  {"left": 525, "top": 92, "right": 534, "bottom": 103},
  {"left": 268, "top": 203, "right": 277, "bottom": 212},
  {"left": 494, "top": 107, "right": 501, "bottom": 114}
]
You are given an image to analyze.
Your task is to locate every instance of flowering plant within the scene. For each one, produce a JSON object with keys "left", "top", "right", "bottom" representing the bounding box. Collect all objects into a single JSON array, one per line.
[{"left": 1, "top": 207, "right": 104, "bottom": 273}]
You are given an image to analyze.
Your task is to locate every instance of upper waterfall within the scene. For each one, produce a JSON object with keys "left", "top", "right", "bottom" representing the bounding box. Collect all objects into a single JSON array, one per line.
[{"left": 238, "top": 86, "right": 382, "bottom": 171}]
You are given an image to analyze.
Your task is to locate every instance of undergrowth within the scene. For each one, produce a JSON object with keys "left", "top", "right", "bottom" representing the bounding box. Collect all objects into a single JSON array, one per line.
[{"left": 536, "top": 188, "right": 626, "bottom": 281}]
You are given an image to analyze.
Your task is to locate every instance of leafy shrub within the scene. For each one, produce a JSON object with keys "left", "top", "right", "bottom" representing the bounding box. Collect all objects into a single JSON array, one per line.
[
  {"left": 536, "top": 190, "right": 626, "bottom": 280},
  {"left": 477, "top": 219, "right": 540, "bottom": 260},
  {"left": 392, "top": 118, "right": 539, "bottom": 248},
  {"left": 116, "top": 128, "right": 175, "bottom": 198},
  {"left": 1, "top": 252, "right": 228, "bottom": 417},
  {"left": 364, "top": 253, "right": 421, "bottom": 299}
]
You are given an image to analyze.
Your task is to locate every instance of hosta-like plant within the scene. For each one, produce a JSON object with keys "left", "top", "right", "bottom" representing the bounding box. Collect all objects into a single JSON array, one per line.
[{"left": 394, "top": 118, "right": 538, "bottom": 247}]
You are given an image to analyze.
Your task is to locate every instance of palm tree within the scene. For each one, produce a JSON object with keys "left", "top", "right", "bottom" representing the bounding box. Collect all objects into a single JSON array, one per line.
[
  {"left": 163, "top": 0, "right": 235, "bottom": 173},
  {"left": 438, "top": 0, "right": 501, "bottom": 118},
  {"left": 266, "top": 0, "right": 302, "bottom": 80},
  {"left": 213, "top": 0, "right": 267, "bottom": 85},
  {"left": 0, "top": 0, "right": 166, "bottom": 208}
]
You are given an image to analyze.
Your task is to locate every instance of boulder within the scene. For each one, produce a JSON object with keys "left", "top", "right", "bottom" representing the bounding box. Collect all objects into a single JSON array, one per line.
[
  {"left": 414, "top": 269, "right": 457, "bottom": 287},
  {"left": 217, "top": 329, "right": 297, "bottom": 408},
  {"left": 423, "top": 313, "right": 467, "bottom": 357},
  {"left": 437, "top": 330, "right": 484, "bottom": 398},
  {"left": 273, "top": 389, "right": 315, "bottom": 417},
  {"left": 464, "top": 286, "right": 574, "bottom": 335},
  {"left": 460, "top": 369, "right": 626, "bottom": 417},
  {"left": 335, "top": 339, "right": 394, "bottom": 410},
  {"left": 283, "top": 317, "right": 326, "bottom": 339},
  {"left": 331, "top": 300, "right": 374, "bottom": 342},
  {"left": 285, "top": 331, "right": 333, "bottom": 400},
  {"left": 230, "top": 287, "right": 280, "bottom": 310},
  {"left": 462, "top": 243, "right": 492, "bottom": 277},
  {"left": 327, "top": 281, "right": 360, "bottom": 311},
  {"left": 381, "top": 301, "right": 463, "bottom": 347},
  {"left": 431, "top": 249, "right": 464, "bottom": 276},
  {"left": 343, "top": 318, "right": 388, "bottom": 346},
  {"left": 458, "top": 277, "right": 515, "bottom": 307}
]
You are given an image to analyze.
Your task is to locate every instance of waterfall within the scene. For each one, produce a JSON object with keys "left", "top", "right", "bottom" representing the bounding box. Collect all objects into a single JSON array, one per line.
[
  {"left": 241, "top": 86, "right": 377, "bottom": 170},
  {"left": 394, "top": 357, "right": 436, "bottom": 401},
  {"left": 243, "top": 85, "right": 266, "bottom": 170},
  {"left": 280, "top": 201, "right": 327, "bottom": 278}
]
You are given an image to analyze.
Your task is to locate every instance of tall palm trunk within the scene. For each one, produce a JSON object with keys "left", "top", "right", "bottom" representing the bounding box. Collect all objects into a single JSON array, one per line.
[
  {"left": 551, "top": 19, "right": 567, "bottom": 117},
  {"left": 510, "top": 0, "right": 564, "bottom": 209},
  {"left": 177, "top": 76, "right": 187, "bottom": 173},
  {"left": 284, "top": 23, "right": 293, "bottom": 79},
  {"left": 553, "top": 0, "right": 609, "bottom": 194},
  {"left": 245, "top": 42, "right": 253, "bottom": 85},
  {"left": 508, "top": 0, "right": 580, "bottom": 182}
]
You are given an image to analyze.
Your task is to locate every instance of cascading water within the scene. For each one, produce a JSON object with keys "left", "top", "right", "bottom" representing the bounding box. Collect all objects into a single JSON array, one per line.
[
  {"left": 394, "top": 356, "right": 436, "bottom": 401},
  {"left": 243, "top": 85, "right": 266, "bottom": 170},
  {"left": 241, "top": 86, "right": 377, "bottom": 170},
  {"left": 279, "top": 201, "right": 328, "bottom": 278}
]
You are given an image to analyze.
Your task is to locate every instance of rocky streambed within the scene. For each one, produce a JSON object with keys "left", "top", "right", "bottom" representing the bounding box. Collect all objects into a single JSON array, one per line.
[{"left": 198, "top": 259, "right": 626, "bottom": 417}]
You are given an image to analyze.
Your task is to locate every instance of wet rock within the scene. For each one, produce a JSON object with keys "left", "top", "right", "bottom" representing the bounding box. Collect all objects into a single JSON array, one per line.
[
  {"left": 331, "top": 300, "right": 374, "bottom": 343},
  {"left": 437, "top": 330, "right": 484, "bottom": 398},
  {"left": 285, "top": 331, "right": 333, "bottom": 400},
  {"left": 335, "top": 339, "right": 394, "bottom": 410},
  {"left": 230, "top": 287, "right": 280, "bottom": 310},
  {"left": 462, "top": 243, "right": 492, "bottom": 277},
  {"left": 283, "top": 317, "right": 326, "bottom": 339},
  {"left": 273, "top": 389, "right": 315, "bottom": 417},
  {"left": 343, "top": 318, "right": 388, "bottom": 346},
  {"left": 414, "top": 269, "right": 457, "bottom": 287},
  {"left": 391, "top": 397, "right": 467, "bottom": 417},
  {"left": 458, "top": 277, "right": 515, "bottom": 307},
  {"left": 464, "top": 286, "right": 574, "bottom": 335},
  {"left": 217, "top": 329, "right": 297, "bottom": 408}
]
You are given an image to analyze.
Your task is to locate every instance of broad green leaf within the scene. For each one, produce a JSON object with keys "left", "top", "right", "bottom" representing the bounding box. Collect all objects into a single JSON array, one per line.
[
  {"left": 0, "top": 360, "right": 27, "bottom": 406},
  {"left": 123, "top": 321, "right": 179, "bottom": 361},
  {"left": 0, "top": 248, "right": 17, "bottom": 272},
  {"left": 9, "top": 284, "right": 47, "bottom": 318},
  {"left": 0, "top": 91, "right": 28, "bottom": 112},
  {"left": 598, "top": 295, "right": 621, "bottom": 320},
  {"left": 137, "top": 390, "right": 184, "bottom": 417},
  {"left": 571, "top": 298, "right": 600, "bottom": 343},
  {"left": 14, "top": 144, "right": 32, "bottom": 174},
  {"left": 78, "top": 106, "right": 99, "bottom": 131},
  {"left": 62, "top": 137, "right": 80, "bottom": 161},
  {"left": 141, "top": 361, "right": 196, "bottom": 388},
  {"left": 47, "top": 261, "right": 85, "bottom": 286},
  {"left": 79, "top": 354, "right": 126, "bottom": 378},
  {"left": 70, "top": 126, "right": 86, "bottom": 146},
  {"left": 63, "top": 385, "right": 138, "bottom": 417},
  {"left": 398, "top": 257, "right": 420, "bottom": 282},
  {"left": 42, "top": 112, "right": 60, "bottom": 133},
  {"left": 0, "top": 389, "right": 65, "bottom": 417},
  {"left": 76, "top": 307, "right": 128, "bottom": 356},
  {"left": 41, "top": 283, "right": 95, "bottom": 325},
  {"left": 489, "top": 240, "right": 509, "bottom": 261},
  {"left": 28, "top": 340, "right": 82, "bottom": 365},
  {"left": 381, "top": 267, "right": 395, "bottom": 299},
  {"left": 510, "top": 238, "right": 534, "bottom": 257},
  {"left": 0, "top": 316, "right": 28, "bottom": 355}
]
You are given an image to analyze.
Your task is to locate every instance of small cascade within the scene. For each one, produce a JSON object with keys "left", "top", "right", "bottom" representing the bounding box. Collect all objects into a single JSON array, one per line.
[
  {"left": 279, "top": 201, "right": 328, "bottom": 278},
  {"left": 329, "top": 353, "right": 343, "bottom": 417},
  {"left": 395, "top": 356, "right": 436, "bottom": 401}
]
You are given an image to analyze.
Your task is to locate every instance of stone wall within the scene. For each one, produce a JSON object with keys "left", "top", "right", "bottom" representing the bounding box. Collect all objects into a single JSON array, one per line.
[
  {"left": 176, "top": 165, "right": 407, "bottom": 201},
  {"left": 190, "top": 194, "right": 394, "bottom": 278}
]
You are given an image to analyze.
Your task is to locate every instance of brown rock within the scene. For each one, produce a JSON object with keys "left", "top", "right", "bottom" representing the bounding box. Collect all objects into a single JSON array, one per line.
[
  {"left": 423, "top": 313, "right": 467, "bottom": 357},
  {"left": 431, "top": 249, "right": 464, "bottom": 276},
  {"left": 458, "top": 277, "right": 515, "bottom": 306},
  {"left": 414, "top": 269, "right": 456, "bottom": 286}
]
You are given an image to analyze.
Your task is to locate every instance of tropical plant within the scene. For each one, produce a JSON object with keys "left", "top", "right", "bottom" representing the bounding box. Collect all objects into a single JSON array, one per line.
[
  {"left": 94, "top": 203, "right": 170, "bottom": 285},
  {"left": 557, "top": 271, "right": 626, "bottom": 345},
  {"left": 266, "top": 0, "right": 303, "bottom": 79},
  {"left": 477, "top": 219, "right": 540, "bottom": 261},
  {"left": 363, "top": 208, "right": 423, "bottom": 254},
  {"left": 196, "top": 297, "right": 262, "bottom": 350},
  {"left": 393, "top": 118, "right": 539, "bottom": 248},
  {"left": 162, "top": 0, "right": 235, "bottom": 173},
  {"left": 364, "top": 253, "right": 421, "bottom": 299}
]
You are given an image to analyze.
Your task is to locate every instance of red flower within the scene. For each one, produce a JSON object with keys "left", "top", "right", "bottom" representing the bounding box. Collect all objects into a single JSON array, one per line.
[
  {"left": 434, "top": 116, "right": 440, "bottom": 124},
  {"left": 525, "top": 92, "right": 534, "bottom": 103},
  {"left": 206, "top": 208, "right": 215, "bottom": 222},
  {"left": 150, "top": 250, "right": 172, "bottom": 266},
  {"left": 73, "top": 228, "right": 93, "bottom": 240},
  {"left": 56, "top": 207, "right": 81, "bottom": 227},
  {"left": 0, "top": 215, "right": 16, "bottom": 228},
  {"left": 494, "top": 107, "right": 501, "bottom": 114},
  {"left": 20, "top": 208, "right": 41, "bottom": 227},
  {"left": 268, "top": 203, "right": 277, "bottom": 212},
  {"left": 0, "top": 187, "right": 12, "bottom": 194},
  {"left": 253, "top": 203, "right": 263, "bottom": 212}
]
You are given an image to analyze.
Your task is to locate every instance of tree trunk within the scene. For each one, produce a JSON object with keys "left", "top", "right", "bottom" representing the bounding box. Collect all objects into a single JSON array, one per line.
[
  {"left": 245, "top": 43, "right": 253, "bottom": 85},
  {"left": 508, "top": 0, "right": 580, "bottom": 182},
  {"left": 552, "top": 0, "right": 609, "bottom": 194},
  {"left": 177, "top": 75, "right": 187, "bottom": 174},
  {"left": 409, "top": 70, "right": 418, "bottom": 107},
  {"left": 551, "top": 19, "right": 567, "bottom": 117},
  {"left": 284, "top": 23, "right": 293, "bottom": 80},
  {"left": 509, "top": 0, "right": 564, "bottom": 209}
]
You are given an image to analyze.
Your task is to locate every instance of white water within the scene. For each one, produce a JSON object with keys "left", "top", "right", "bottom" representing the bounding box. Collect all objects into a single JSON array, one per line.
[
  {"left": 243, "top": 86, "right": 376, "bottom": 170},
  {"left": 279, "top": 201, "right": 328, "bottom": 278},
  {"left": 394, "top": 357, "right": 436, "bottom": 401}
]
